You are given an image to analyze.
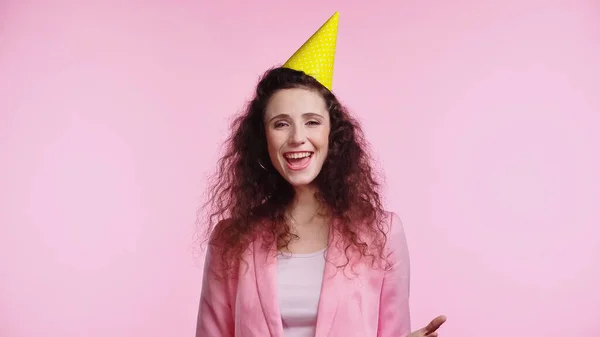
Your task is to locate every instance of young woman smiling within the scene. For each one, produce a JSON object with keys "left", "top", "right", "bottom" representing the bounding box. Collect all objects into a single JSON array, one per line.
[{"left": 196, "top": 12, "right": 446, "bottom": 337}]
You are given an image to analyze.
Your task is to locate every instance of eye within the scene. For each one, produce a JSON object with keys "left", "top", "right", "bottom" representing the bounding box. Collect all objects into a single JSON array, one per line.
[
  {"left": 274, "top": 121, "right": 289, "bottom": 128},
  {"left": 306, "top": 120, "right": 321, "bottom": 126}
]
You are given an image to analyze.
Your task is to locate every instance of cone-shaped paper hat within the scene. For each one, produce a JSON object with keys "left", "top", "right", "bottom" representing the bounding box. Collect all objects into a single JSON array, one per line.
[{"left": 283, "top": 12, "right": 339, "bottom": 90}]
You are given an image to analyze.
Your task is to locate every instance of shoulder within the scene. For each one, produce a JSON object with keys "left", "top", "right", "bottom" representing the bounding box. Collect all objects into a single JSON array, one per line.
[
  {"left": 383, "top": 210, "right": 404, "bottom": 239},
  {"left": 209, "top": 218, "right": 234, "bottom": 242},
  {"left": 204, "top": 218, "right": 246, "bottom": 280},
  {"left": 205, "top": 218, "right": 236, "bottom": 264},
  {"left": 382, "top": 210, "right": 410, "bottom": 265},
  {"left": 207, "top": 217, "right": 257, "bottom": 259},
  {"left": 210, "top": 214, "right": 266, "bottom": 243}
]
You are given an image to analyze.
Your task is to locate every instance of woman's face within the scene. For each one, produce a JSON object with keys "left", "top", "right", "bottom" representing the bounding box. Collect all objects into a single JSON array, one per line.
[{"left": 264, "top": 88, "right": 331, "bottom": 188}]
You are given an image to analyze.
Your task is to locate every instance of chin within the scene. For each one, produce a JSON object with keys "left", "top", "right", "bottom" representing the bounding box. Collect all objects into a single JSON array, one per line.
[{"left": 284, "top": 175, "right": 317, "bottom": 188}]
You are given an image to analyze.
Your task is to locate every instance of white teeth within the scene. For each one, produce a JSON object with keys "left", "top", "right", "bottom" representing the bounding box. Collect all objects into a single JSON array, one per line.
[{"left": 285, "top": 152, "right": 311, "bottom": 159}]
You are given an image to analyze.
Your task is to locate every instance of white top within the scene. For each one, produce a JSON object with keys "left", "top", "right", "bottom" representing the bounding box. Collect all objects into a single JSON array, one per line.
[{"left": 277, "top": 248, "right": 327, "bottom": 337}]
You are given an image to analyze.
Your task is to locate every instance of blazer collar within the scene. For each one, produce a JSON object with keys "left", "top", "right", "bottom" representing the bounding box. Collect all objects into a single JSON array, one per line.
[
  {"left": 253, "top": 238, "right": 284, "bottom": 336},
  {"left": 315, "top": 223, "right": 345, "bottom": 336},
  {"left": 253, "top": 221, "right": 346, "bottom": 337}
]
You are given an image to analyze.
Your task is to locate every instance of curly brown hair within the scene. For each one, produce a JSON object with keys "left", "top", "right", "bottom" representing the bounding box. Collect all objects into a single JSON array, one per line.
[{"left": 199, "top": 67, "right": 388, "bottom": 276}]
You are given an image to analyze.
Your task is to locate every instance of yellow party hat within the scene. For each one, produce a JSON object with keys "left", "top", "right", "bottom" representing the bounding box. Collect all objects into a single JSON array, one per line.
[{"left": 283, "top": 12, "right": 339, "bottom": 90}]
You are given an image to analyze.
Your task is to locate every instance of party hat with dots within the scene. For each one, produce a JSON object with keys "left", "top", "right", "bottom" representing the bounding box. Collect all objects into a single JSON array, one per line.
[{"left": 283, "top": 12, "right": 339, "bottom": 90}]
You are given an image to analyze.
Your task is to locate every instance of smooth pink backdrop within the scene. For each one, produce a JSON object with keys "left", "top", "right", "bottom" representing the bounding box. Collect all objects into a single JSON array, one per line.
[{"left": 1, "top": 1, "right": 599, "bottom": 336}]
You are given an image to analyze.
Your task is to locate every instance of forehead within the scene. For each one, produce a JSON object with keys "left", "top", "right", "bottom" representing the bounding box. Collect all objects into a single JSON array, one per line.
[{"left": 264, "top": 88, "right": 328, "bottom": 119}]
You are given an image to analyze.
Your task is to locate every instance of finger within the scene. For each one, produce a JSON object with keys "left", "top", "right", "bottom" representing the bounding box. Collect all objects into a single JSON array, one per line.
[
  {"left": 424, "top": 315, "right": 447, "bottom": 334},
  {"left": 427, "top": 333, "right": 438, "bottom": 337}
]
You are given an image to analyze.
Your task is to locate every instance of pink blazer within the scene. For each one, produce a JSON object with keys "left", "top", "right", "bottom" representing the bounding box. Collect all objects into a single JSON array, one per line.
[{"left": 196, "top": 211, "right": 411, "bottom": 337}]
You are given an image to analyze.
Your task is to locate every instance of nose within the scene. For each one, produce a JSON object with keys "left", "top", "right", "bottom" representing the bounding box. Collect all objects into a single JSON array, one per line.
[{"left": 289, "top": 125, "right": 306, "bottom": 145}]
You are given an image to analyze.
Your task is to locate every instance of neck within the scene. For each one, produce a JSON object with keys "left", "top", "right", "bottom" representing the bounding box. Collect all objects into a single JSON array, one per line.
[{"left": 288, "top": 184, "right": 323, "bottom": 225}]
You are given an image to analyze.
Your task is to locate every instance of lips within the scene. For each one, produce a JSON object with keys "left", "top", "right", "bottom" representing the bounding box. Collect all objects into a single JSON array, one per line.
[{"left": 284, "top": 151, "right": 313, "bottom": 171}]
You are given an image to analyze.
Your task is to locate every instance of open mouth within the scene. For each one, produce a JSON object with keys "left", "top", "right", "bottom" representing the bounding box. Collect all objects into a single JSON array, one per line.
[{"left": 284, "top": 151, "right": 313, "bottom": 171}]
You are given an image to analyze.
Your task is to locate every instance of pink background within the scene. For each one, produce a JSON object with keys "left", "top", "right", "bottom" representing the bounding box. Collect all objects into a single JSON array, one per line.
[{"left": 1, "top": 1, "right": 599, "bottom": 336}]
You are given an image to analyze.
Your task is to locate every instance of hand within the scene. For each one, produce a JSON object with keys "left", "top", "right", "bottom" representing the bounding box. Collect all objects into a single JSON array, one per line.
[{"left": 408, "top": 315, "right": 447, "bottom": 337}]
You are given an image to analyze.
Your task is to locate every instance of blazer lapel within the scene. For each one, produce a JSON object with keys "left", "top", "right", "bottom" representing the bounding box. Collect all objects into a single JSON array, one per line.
[
  {"left": 314, "top": 222, "right": 345, "bottom": 337},
  {"left": 253, "top": 239, "right": 284, "bottom": 337}
]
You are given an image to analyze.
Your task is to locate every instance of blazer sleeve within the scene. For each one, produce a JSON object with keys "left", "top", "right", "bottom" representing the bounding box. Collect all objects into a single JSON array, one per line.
[
  {"left": 377, "top": 212, "right": 412, "bottom": 337},
  {"left": 195, "top": 244, "right": 234, "bottom": 337}
]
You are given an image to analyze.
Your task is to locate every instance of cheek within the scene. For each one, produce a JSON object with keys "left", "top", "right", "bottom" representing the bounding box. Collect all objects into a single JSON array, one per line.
[
  {"left": 316, "top": 128, "right": 330, "bottom": 151},
  {"left": 265, "top": 131, "right": 284, "bottom": 153}
]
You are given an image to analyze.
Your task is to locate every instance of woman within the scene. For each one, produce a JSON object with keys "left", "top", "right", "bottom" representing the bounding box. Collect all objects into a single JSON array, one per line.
[{"left": 196, "top": 12, "right": 445, "bottom": 337}]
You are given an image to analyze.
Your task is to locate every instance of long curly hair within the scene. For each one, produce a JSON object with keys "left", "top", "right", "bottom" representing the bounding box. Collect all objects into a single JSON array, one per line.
[{"left": 199, "top": 67, "right": 388, "bottom": 276}]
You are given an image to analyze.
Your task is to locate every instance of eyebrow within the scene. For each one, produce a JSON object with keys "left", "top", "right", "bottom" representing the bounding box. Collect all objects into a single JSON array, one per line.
[{"left": 267, "top": 112, "right": 324, "bottom": 123}]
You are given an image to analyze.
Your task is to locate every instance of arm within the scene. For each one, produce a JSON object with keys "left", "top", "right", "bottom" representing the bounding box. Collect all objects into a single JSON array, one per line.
[
  {"left": 195, "top": 244, "right": 234, "bottom": 337},
  {"left": 378, "top": 212, "right": 411, "bottom": 337}
]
